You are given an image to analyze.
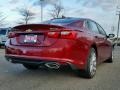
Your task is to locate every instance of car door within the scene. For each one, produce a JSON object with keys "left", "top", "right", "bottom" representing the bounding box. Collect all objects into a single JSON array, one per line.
[
  {"left": 87, "top": 20, "right": 107, "bottom": 62},
  {"left": 97, "top": 24, "right": 112, "bottom": 59}
]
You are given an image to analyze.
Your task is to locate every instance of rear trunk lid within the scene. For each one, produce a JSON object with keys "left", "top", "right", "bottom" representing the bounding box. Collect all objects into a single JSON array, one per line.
[{"left": 10, "top": 24, "right": 65, "bottom": 47}]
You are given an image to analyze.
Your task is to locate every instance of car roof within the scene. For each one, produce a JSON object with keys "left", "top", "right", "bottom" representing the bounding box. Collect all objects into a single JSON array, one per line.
[
  {"left": 51, "top": 17, "right": 92, "bottom": 21},
  {"left": 0, "top": 28, "right": 8, "bottom": 29},
  {"left": 0, "top": 28, "right": 10, "bottom": 30},
  {"left": 41, "top": 17, "right": 92, "bottom": 26}
]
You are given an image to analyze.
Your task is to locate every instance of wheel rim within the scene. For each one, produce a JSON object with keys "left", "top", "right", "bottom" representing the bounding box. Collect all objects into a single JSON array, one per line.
[{"left": 90, "top": 50, "right": 97, "bottom": 76}]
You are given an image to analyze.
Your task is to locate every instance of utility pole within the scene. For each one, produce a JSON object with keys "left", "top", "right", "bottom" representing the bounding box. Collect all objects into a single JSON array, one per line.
[
  {"left": 116, "top": 6, "right": 120, "bottom": 46},
  {"left": 40, "top": 0, "right": 44, "bottom": 22}
]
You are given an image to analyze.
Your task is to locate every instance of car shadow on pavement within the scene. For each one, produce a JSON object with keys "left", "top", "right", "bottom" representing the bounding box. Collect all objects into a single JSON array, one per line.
[
  {"left": 2, "top": 62, "right": 112, "bottom": 80},
  {"left": 6, "top": 65, "right": 81, "bottom": 78}
]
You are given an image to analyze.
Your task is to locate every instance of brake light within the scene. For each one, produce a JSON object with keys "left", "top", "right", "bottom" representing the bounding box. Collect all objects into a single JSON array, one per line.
[
  {"left": 8, "top": 32, "right": 18, "bottom": 38},
  {"left": 61, "top": 31, "right": 77, "bottom": 39},
  {"left": 47, "top": 32, "right": 60, "bottom": 38},
  {"left": 47, "top": 31, "right": 77, "bottom": 39}
]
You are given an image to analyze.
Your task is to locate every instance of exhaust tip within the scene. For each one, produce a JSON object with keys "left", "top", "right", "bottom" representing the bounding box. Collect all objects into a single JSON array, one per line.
[{"left": 45, "top": 62, "right": 60, "bottom": 69}]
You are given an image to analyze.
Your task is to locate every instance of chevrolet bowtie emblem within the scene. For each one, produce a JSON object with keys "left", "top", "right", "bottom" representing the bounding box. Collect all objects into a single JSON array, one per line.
[{"left": 26, "top": 29, "right": 32, "bottom": 32}]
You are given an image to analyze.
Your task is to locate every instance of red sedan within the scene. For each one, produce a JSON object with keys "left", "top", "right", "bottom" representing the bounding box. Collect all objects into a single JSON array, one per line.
[{"left": 5, "top": 18, "right": 114, "bottom": 78}]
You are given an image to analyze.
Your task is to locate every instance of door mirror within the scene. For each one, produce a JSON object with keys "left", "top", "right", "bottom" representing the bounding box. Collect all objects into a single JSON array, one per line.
[{"left": 107, "top": 34, "right": 115, "bottom": 38}]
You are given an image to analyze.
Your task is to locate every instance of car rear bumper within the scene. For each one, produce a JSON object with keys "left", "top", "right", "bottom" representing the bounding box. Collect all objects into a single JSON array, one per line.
[
  {"left": 5, "top": 54, "right": 85, "bottom": 70},
  {"left": 5, "top": 48, "right": 86, "bottom": 70},
  {"left": 5, "top": 55, "right": 77, "bottom": 68},
  {"left": 5, "top": 39, "right": 90, "bottom": 70}
]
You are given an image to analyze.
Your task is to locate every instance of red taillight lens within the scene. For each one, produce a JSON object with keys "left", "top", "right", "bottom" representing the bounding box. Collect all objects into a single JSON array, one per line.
[
  {"left": 8, "top": 32, "right": 18, "bottom": 38},
  {"left": 47, "top": 32, "right": 60, "bottom": 38},
  {"left": 61, "top": 31, "right": 77, "bottom": 39},
  {"left": 47, "top": 31, "right": 77, "bottom": 39}
]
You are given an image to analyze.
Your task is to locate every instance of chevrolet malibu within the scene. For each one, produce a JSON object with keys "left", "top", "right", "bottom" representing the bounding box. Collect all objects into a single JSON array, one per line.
[{"left": 5, "top": 17, "right": 114, "bottom": 78}]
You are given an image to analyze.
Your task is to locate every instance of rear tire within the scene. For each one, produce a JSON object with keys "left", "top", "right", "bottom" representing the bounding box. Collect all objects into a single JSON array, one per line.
[
  {"left": 76, "top": 48, "right": 97, "bottom": 78},
  {"left": 23, "top": 64, "right": 39, "bottom": 70}
]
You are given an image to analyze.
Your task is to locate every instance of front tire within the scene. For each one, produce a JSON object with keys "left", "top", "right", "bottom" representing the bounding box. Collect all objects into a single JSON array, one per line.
[
  {"left": 105, "top": 49, "right": 113, "bottom": 63},
  {"left": 23, "top": 64, "right": 39, "bottom": 70}
]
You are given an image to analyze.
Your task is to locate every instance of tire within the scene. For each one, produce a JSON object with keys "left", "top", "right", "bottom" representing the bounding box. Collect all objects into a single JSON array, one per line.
[
  {"left": 23, "top": 64, "right": 39, "bottom": 70},
  {"left": 76, "top": 48, "right": 97, "bottom": 78},
  {"left": 105, "top": 49, "right": 113, "bottom": 63},
  {"left": 84, "top": 48, "right": 97, "bottom": 78}
]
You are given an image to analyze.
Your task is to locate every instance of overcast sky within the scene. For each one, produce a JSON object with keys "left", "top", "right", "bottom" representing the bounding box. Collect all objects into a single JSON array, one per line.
[{"left": 0, "top": 0, "right": 120, "bottom": 34}]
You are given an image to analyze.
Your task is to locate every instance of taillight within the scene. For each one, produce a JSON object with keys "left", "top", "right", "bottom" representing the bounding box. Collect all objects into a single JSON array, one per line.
[
  {"left": 47, "top": 31, "right": 77, "bottom": 39},
  {"left": 47, "top": 32, "right": 60, "bottom": 38},
  {"left": 61, "top": 31, "right": 77, "bottom": 39},
  {"left": 8, "top": 32, "right": 18, "bottom": 38}
]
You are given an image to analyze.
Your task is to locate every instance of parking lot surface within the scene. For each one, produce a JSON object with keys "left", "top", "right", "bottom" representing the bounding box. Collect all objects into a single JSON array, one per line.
[{"left": 0, "top": 47, "right": 120, "bottom": 90}]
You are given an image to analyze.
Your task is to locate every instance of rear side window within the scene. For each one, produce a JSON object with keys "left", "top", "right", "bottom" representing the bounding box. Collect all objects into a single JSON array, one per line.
[
  {"left": 0, "top": 30, "right": 6, "bottom": 35},
  {"left": 87, "top": 21, "right": 99, "bottom": 34},
  {"left": 71, "top": 21, "right": 84, "bottom": 28},
  {"left": 97, "top": 24, "right": 106, "bottom": 36}
]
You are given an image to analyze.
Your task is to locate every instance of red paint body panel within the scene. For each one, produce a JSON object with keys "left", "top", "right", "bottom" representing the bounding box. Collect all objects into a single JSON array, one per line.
[
  {"left": 5, "top": 18, "right": 112, "bottom": 70},
  {"left": 5, "top": 35, "right": 90, "bottom": 69}
]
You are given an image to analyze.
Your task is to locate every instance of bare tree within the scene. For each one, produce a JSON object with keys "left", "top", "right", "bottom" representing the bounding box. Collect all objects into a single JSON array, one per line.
[
  {"left": 49, "top": 3, "right": 64, "bottom": 18},
  {"left": 17, "top": 8, "right": 36, "bottom": 25},
  {"left": 0, "top": 13, "right": 6, "bottom": 26}
]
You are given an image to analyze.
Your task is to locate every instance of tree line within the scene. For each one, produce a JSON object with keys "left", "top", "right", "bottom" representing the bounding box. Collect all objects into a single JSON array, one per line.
[{"left": 0, "top": 1, "right": 65, "bottom": 26}]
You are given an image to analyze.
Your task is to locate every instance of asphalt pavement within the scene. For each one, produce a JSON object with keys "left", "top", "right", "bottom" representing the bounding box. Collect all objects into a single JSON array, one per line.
[{"left": 0, "top": 47, "right": 120, "bottom": 90}]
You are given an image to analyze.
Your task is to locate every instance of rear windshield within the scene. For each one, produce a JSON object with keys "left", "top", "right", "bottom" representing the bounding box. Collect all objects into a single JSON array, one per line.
[
  {"left": 0, "top": 30, "right": 6, "bottom": 35},
  {"left": 42, "top": 18, "right": 79, "bottom": 26}
]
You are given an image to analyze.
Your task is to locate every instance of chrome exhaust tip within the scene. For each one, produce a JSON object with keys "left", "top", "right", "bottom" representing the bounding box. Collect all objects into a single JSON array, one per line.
[{"left": 45, "top": 62, "right": 60, "bottom": 69}]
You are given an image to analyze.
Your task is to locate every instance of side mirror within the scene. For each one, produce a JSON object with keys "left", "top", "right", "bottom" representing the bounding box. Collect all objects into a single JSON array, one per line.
[{"left": 107, "top": 34, "right": 115, "bottom": 38}]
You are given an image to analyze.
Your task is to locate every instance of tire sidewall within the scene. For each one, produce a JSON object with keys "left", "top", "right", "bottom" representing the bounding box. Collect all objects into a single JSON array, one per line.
[{"left": 86, "top": 48, "right": 97, "bottom": 78}]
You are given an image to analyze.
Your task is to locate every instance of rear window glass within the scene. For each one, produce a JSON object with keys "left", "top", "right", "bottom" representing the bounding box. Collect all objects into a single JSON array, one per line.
[
  {"left": 0, "top": 30, "right": 6, "bottom": 35},
  {"left": 42, "top": 18, "right": 79, "bottom": 26}
]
